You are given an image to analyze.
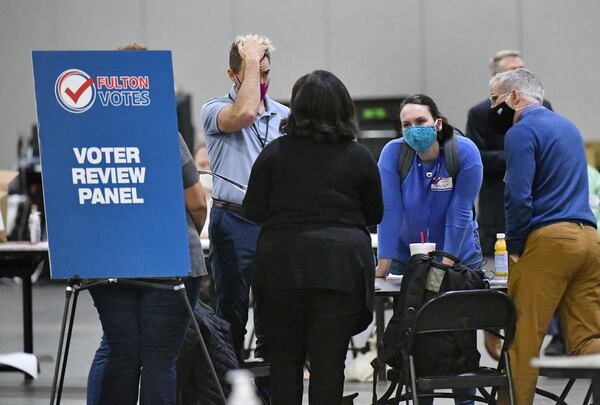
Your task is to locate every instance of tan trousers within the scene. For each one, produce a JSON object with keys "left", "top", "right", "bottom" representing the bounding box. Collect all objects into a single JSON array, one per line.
[{"left": 502, "top": 222, "right": 600, "bottom": 405}]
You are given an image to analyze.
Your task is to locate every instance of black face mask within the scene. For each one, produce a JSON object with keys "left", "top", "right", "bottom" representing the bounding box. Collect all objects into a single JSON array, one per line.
[{"left": 488, "top": 101, "right": 515, "bottom": 136}]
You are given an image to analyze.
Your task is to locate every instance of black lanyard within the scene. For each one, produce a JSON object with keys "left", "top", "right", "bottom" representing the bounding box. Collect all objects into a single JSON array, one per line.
[
  {"left": 251, "top": 117, "right": 270, "bottom": 149},
  {"left": 228, "top": 94, "right": 270, "bottom": 148}
]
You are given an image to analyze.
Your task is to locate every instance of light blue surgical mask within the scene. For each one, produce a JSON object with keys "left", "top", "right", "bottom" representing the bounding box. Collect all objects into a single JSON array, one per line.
[{"left": 403, "top": 125, "right": 437, "bottom": 153}]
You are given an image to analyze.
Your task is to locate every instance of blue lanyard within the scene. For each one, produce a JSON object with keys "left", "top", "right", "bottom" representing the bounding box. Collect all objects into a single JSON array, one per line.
[{"left": 418, "top": 158, "right": 442, "bottom": 242}]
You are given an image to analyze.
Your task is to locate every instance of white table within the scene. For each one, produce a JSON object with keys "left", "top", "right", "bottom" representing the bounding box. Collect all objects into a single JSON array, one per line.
[{"left": 202, "top": 234, "right": 374, "bottom": 251}]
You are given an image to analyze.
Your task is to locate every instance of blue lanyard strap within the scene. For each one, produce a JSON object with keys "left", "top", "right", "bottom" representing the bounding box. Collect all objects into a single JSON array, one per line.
[{"left": 418, "top": 159, "right": 442, "bottom": 242}]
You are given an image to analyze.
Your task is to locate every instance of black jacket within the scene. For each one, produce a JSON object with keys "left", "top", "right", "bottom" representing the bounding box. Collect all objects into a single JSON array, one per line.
[
  {"left": 243, "top": 136, "right": 383, "bottom": 333},
  {"left": 176, "top": 301, "right": 238, "bottom": 405}
]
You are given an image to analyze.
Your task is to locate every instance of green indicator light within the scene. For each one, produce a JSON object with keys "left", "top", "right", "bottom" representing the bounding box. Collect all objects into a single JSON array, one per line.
[
  {"left": 374, "top": 108, "right": 386, "bottom": 119},
  {"left": 361, "top": 107, "right": 387, "bottom": 120}
]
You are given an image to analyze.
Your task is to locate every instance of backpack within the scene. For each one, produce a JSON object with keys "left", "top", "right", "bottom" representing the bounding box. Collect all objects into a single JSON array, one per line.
[
  {"left": 397, "top": 130, "right": 463, "bottom": 183},
  {"left": 371, "top": 251, "right": 488, "bottom": 401}
]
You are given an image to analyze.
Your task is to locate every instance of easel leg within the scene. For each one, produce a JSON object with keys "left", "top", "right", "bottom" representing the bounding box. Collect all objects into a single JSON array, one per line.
[
  {"left": 56, "top": 288, "right": 80, "bottom": 404},
  {"left": 48, "top": 278, "right": 228, "bottom": 404},
  {"left": 49, "top": 279, "right": 108, "bottom": 405},
  {"left": 49, "top": 285, "right": 74, "bottom": 405}
]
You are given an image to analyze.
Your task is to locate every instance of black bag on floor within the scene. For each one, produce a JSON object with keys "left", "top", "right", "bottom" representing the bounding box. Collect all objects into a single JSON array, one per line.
[
  {"left": 176, "top": 300, "right": 238, "bottom": 405},
  {"left": 372, "top": 251, "right": 487, "bottom": 386}
]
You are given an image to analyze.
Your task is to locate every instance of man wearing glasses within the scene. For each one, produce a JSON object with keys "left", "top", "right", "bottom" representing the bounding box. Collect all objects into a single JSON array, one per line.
[
  {"left": 466, "top": 50, "right": 552, "bottom": 258},
  {"left": 466, "top": 51, "right": 556, "bottom": 361},
  {"left": 489, "top": 68, "right": 600, "bottom": 405}
]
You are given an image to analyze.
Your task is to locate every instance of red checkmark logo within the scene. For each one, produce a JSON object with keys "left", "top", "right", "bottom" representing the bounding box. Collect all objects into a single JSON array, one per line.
[{"left": 64, "top": 77, "right": 94, "bottom": 103}]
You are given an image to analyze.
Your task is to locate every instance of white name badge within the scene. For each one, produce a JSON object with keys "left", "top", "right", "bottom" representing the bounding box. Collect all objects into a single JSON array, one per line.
[{"left": 431, "top": 177, "right": 453, "bottom": 191}]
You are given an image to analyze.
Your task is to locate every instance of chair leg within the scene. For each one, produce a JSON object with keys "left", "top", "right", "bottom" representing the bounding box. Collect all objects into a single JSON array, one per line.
[
  {"left": 503, "top": 351, "right": 516, "bottom": 405},
  {"left": 489, "top": 387, "right": 498, "bottom": 405},
  {"left": 558, "top": 378, "right": 576, "bottom": 402},
  {"left": 409, "top": 356, "right": 419, "bottom": 405},
  {"left": 377, "top": 380, "right": 398, "bottom": 403},
  {"left": 583, "top": 382, "right": 593, "bottom": 405},
  {"left": 535, "top": 388, "right": 568, "bottom": 405},
  {"left": 477, "top": 386, "right": 491, "bottom": 403}
]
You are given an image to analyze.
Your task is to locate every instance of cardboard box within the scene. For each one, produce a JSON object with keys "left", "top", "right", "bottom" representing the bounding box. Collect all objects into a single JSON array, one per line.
[{"left": 0, "top": 171, "right": 18, "bottom": 242}]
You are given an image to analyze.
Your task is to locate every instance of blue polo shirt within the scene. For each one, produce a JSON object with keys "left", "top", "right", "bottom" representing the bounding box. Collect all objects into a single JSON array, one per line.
[
  {"left": 200, "top": 86, "right": 290, "bottom": 205},
  {"left": 504, "top": 104, "right": 596, "bottom": 254}
]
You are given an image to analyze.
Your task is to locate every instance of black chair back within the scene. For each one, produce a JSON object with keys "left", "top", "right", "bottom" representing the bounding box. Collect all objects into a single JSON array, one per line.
[
  {"left": 374, "top": 289, "right": 517, "bottom": 405},
  {"left": 413, "top": 290, "right": 516, "bottom": 345}
]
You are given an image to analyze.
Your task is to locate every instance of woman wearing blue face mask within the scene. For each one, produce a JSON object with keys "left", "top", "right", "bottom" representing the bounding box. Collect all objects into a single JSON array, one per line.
[
  {"left": 376, "top": 94, "right": 483, "bottom": 405},
  {"left": 377, "top": 93, "right": 483, "bottom": 276}
]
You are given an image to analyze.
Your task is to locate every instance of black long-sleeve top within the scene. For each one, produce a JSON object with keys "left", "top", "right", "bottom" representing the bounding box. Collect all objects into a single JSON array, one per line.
[
  {"left": 243, "top": 134, "right": 383, "bottom": 334},
  {"left": 243, "top": 135, "right": 383, "bottom": 299},
  {"left": 244, "top": 136, "right": 383, "bottom": 230}
]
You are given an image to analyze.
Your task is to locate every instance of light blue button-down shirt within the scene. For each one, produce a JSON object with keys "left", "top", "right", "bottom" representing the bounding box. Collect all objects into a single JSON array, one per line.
[{"left": 200, "top": 85, "right": 290, "bottom": 205}]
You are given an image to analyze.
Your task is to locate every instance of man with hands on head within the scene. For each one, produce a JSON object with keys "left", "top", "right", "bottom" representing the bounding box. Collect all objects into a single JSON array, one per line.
[{"left": 200, "top": 34, "right": 289, "bottom": 365}]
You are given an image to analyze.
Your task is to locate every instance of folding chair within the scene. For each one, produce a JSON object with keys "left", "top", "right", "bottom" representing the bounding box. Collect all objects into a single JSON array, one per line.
[
  {"left": 380, "top": 290, "right": 516, "bottom": 405},
  {"left": 535, "top": 370, "right": 593, "bottom": 405}
]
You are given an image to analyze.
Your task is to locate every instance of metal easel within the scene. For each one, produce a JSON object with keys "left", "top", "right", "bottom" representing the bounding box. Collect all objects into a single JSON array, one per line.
[{"left": 48, "top": 276, "right": 226, "bottom": 405}]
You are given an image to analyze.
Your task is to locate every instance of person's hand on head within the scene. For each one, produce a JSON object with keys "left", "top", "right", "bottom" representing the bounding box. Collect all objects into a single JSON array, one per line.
[{"left": 238, "top": 35, "right": 267, "bottom": 62}]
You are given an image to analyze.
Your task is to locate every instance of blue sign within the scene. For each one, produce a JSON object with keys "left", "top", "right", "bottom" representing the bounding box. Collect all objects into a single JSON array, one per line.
[{"left": 32, "top": 51, "right": 190, "bottom": 279}]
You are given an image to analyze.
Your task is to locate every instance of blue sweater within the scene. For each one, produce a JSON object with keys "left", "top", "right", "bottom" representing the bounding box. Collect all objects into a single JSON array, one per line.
[
  {"left": 504, "top": 104, "right": 596, "bottom": 254},
  {"left": 378, "top": 136, "right": 483, "bottom": 271}
]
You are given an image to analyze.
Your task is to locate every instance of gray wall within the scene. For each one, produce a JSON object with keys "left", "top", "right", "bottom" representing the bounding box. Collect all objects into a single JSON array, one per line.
[{"left": 1, "top": 0, "right": 599, "bottom": 169}]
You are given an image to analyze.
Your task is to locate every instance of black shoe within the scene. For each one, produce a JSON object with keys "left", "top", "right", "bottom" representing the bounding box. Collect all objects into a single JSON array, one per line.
[{"left": 544, "top": 335, "right": 565, "bottom": 356}]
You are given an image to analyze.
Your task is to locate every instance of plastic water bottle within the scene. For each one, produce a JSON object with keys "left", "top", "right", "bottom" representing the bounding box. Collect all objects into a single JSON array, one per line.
[
  {"left": 494, "top": 233, "right": 508, "bottom": 281},
  {"left": 226, "top": 369, "right": 261, "bottom": 405},
  {"left": 28, "top": 204, "right": 41, "bottom": 243}
]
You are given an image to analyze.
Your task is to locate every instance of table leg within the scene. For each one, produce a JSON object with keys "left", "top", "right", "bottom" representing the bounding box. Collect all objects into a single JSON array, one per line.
[
  {"left": 22, "top": 271, "right": 34, "bottom": 380},
  {"left": 375, "top": 296, "right": 386, "bottom": 381},
  {"left": 22, "top": 273, "right": 33, "bottom": 354}
]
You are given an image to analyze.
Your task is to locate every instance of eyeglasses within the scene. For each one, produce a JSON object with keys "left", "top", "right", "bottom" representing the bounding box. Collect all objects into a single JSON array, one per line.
[{"left": 489, "top": 92, "right": 510, "bottom": 106}]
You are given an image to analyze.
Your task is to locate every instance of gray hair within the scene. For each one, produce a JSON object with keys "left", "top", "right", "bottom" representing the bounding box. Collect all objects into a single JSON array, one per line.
[
  {"left": 489, "top": 50, "right": 522, "bottom": 75},
  {"left": 489, "top": 68, "right": 544, "bottom": 102}
]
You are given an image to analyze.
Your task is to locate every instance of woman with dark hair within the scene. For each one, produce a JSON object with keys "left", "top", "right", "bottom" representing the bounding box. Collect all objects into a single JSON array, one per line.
[
  {"left": 243, "top": 70, "right": 383, "bottom": 405},
  {"left": 376, "top": 94, "right": 483, "bottom": 405}
]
